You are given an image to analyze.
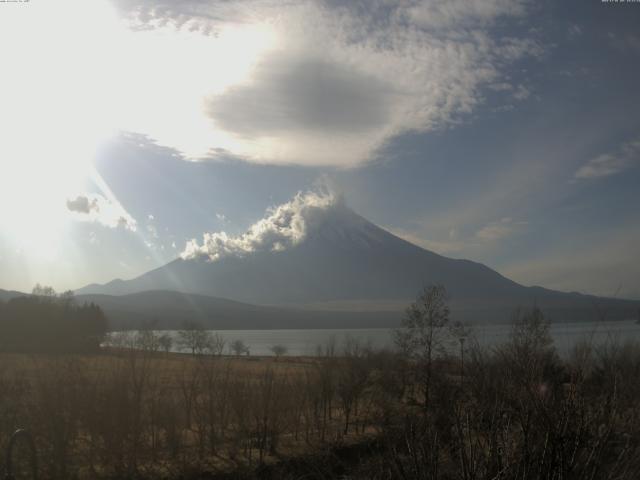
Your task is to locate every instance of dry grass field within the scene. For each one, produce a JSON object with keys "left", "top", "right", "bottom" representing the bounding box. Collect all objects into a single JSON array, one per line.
[
  {"left": 1, "top": 301, "right": 640, "bottom": 479},
  {"left": 0, "top": 347, "right": 385, "bottom": 479}
]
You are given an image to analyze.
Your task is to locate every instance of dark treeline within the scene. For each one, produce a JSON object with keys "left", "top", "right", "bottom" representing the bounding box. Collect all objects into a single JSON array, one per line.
[{"left": 0, "top": 285, "right": 107, "bottom": 352}]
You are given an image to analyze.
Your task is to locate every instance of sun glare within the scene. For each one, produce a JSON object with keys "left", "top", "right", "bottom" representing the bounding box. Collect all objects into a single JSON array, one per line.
[
  {"left": 0, "top": 0, "right": 276, "bottom": 256},
  {"left": 114, "top": 17, "right": 277, "bottom": 158},
  {"left": 0, "top": 0, "right": 121, "bottom": 251}
]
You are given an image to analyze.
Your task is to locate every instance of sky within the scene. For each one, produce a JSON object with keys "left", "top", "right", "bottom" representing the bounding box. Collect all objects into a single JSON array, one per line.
[{"left": 0, "top": 0, "right": 639, "bottom": 299}]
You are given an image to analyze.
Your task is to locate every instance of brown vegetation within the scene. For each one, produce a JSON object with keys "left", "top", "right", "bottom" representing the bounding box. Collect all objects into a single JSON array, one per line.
[
  {"left": 0, "top": 286, "right": 639, "bottom": 479},
  {"left": 0, "top": 345, "right": 384, "bottom": 479}
]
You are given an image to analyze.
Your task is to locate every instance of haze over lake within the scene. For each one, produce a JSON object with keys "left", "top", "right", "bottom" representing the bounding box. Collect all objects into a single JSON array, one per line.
[{"left": 112, "top": 320, "right": 640, "bottom": 357}]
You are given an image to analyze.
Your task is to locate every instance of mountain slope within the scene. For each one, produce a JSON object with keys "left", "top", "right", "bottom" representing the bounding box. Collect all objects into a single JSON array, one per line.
[
  {"left": 77, "top": 202, "right": 640, "bottom": 323},
  {"left": 77, "top": 205, "right": 522, "bottom": 302}
]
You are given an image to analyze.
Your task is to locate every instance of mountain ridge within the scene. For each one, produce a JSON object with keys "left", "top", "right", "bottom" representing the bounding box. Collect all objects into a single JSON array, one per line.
[{"left": 0, "top": 288, "right": 398, "bottom": 330}]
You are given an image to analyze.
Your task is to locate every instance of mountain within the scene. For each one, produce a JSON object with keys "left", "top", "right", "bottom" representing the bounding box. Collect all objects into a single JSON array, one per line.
[{"left": 77, "top": 202, "right": 639, "bottom": 324}]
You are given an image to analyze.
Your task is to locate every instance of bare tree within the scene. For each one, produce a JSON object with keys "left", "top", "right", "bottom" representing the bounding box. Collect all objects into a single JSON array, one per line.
[
  {"left": 158, "top": 333, "right": 173, "bottom": 354},
  {"left": 135, "top": 330, "right": 160, "bottom": 353},
  {"left": 394, "top": 284, "right": 451, "bottom": 410},
  {"left": 32, "top": 283, "right": 57, "bottom": 299},
  {"left": 206, "top": 332, "right": 226, "bottom": 356},
  {"left": 499, "top": 305, "right": 557, "bottom": 389},
  {"left": 230, "top": 339, "right": 249, "bottom": 356},
  {"left": 270, "top": 344, "right": 287, "bottom": 360},
  {"left": 177, "top": 322, "right": 211, "bottom": 356},
  {"left": 337, "top": 338, "right": 371, "bottom": 434}
]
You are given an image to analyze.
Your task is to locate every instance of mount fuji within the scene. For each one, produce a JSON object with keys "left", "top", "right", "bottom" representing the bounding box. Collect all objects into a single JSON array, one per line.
[{"left": 76, "top": 195, "right": 639, "bottom": 326}]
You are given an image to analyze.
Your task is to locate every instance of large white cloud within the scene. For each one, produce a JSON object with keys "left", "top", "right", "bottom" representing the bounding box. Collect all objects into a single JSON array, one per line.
[
  {"left": 109, "top": 0, "right": 541, "bottom": 167},
  {"left": 182, "top": 189, "right": 337, "bottom": 261}
]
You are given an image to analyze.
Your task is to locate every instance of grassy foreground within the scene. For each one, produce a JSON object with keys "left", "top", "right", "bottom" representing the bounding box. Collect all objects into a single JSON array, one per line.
[
  {"left": 0, "top": 348, "right": 388, "bottom": 479},
  {"left": 1, "top": 301, "right": 640, "bottom": 479}
]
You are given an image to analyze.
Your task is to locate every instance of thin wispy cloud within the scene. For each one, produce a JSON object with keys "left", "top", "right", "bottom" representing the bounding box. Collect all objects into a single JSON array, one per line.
[
  {"left": 389, "top": 229, "right": 468, "bottom": 255},
  {"left": 568, "top": 24, "right": 583, "bottom": 38},
  {"left": 574, "top": 137, "right": 640, "bottom": 180},
  {"left": 405, "top": 0, "right": 528, "bottom": 29},
  {"left": 502, "top": 225, "right": 640, "bottom": 299},
  {"left": 512, "top": 85, "right": 531, "bottom": 101},
  {"left": 389, "top": 217, "right": 527, "bottom": 255},
  {"left": 475, "top": 217, "right": 527, "bottom": 242},
  {"left": 608, "top": 32, "right": 640, "bottom": 54}
]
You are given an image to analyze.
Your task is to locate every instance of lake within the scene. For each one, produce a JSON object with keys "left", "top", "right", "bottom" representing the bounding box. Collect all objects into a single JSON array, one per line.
[{"left": 111, "top": 320, "right": 640, "bottom": 357}]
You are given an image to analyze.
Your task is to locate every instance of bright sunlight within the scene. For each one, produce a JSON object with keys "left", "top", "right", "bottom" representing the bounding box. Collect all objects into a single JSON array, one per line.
[{"left": 0, "top": 0, "right": 276, "bottom": 257}]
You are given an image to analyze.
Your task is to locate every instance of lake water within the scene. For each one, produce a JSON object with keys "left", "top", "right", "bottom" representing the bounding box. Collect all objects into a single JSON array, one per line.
[{"left": 112, "top": 320, "right": 640, "bottom": 357}]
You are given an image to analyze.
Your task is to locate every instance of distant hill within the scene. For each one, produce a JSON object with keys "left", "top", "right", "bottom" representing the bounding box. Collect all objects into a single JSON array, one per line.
[
  {"left": 0, "top": 289, "right": 27, "bottom": 302},
  {"left": 75, "top": 290, "right": 397, "bottom": 330},
  {"left": 76, "top": 202, "right": 639, "bottom": 325},
  {"left": 1, "top": 288, "right": 397, "bottom": 330}
]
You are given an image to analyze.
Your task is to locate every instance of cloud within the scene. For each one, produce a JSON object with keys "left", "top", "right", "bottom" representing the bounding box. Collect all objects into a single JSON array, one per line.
[
  {"left": 107, "top": 0, "right": 541, "bottom": 167},
  {"left": 206, "top": 55, "right": 393, "bottom": 136},
  {"left": 182, "top": 189, "right": 337, "bottom": 261},
  {"left": 390, "top": 228, "right": 469, "bottom": 254},
  {"left": 405, "top": 0, "right": 528, "bottom": 29},
  {"left": 501, "top": 225, "right": 640, "bottom": 300},
  {"left": 475, "top": 217, "right": 527, "bottom": 241},
  {"left": 117, "top": 216, "right": 137, "bottom": 231},
  {"left": 512, "top": 84, "right": 531, "bottom": 101},
  {"left": 113, "top": 0, "right": 529, "bottom": 32},
  {"left": 389, "top": 217, "right": 526, "bottom": 255},
  {"left": 608, "top": 32, "right": 640, "bottom": 54},
  {"left": 574, "top": 137, "right": 640, "bottom": 180},
  {"left": 489, "top": 82, "right": 513, "bottom": 92},
  {"left": 568, "top": 24, "right": 582, "bottom": 38},
  {"left": 66, "top": 196, "right": 99, "bottom": 214},
  {"left": 66, "top": 194, "right": 137, "bottom": 230},
  {"left": 146, "top": 223, "right": 158, "bottom": 239}
]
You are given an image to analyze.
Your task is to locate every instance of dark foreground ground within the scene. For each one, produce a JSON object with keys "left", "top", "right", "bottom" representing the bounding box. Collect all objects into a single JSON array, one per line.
[{"left": 2, "top": 315, "right": 640, "bottom": 480}]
